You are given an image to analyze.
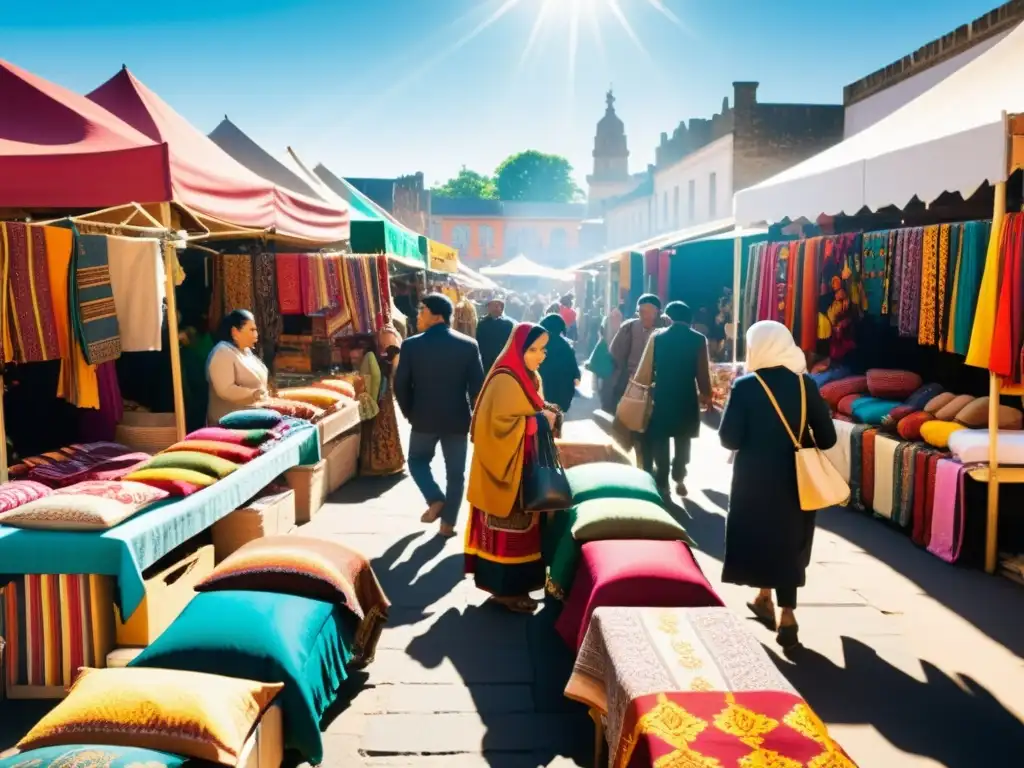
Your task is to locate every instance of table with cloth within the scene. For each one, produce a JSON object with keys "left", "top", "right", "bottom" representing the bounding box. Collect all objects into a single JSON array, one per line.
[
  {"left": 0, "top": 424, "right": 320, "bottom": 620},
  {"left": 565, "top": 606, "right": 856, "bottom": 767}
]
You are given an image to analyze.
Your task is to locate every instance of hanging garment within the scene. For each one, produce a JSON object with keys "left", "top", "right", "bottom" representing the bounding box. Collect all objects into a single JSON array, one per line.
[
  {"left": 2, "top": 222, "right": 61, "bottom": 363},
  {"left": 276, "top": 253, "right": 303, "bottom": 315},
  {"left": 988, "top": 213, "right": 1024, "bottom": 381},
  {"left": 77, "top": 361, "right": 123, "bottom": 441},
  {"left": 966, "top": 216, "right": 1005, "bottom": 368},
  {"left": 818, "top": 233, "right": 860, "bottom": 361},
  {"left": 760, "top": 242, "right": 780, "bottom": 322},
  {"left": 861, "top": 231, "right": 888, "bottom": 316},
  {"left": 938, "top": 224, "right": 959, "bottom": 350},
  {"left": 889, "top": 229, "right": 906, "bottom": 328},
  {"left": 799, "top": 237, "right": 820, "bottom": 352},
  {"left": 222, "top": 253, "right": 255, "bottom": 317},
  {"left": 783, "top": 241, "right": 799, "bottom": 329},
  {"left": 881, "top": 230, "right": 896, "bottom": 317},
  {"left": 657, "top": 250, "right": 671, "bottom": 301},
  {"left": 927, "top": 459, "right": 967, "bottom": 564},
  {"left": 917, "top": 226, "right": 940, "bottom": 346},
  {"left": 251, "top": 247, "right": 283, "bottom": 365},
  {"left": 743, "top": 242, "right": 764, "bottom": 334},
  {"left": 106, "top": 236, "right": 165, "bottom": 353},
  {"left": 73, "top": 233, "right": 122, "bottom": 365},
  {"left": 952, "top": 221, "right": 990, "bottom": 356},
  {"left": 898, "top": 227, "right": 923, "bottom": 338}
]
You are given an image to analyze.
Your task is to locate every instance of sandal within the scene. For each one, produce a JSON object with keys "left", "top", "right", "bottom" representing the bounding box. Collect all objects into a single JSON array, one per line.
[
  {"left": 420, "top": 502, "right": 443, "bottom": 524},
  {"left": 747, "top": 598, "right": 778, "bottom": 631},
  {"left": 776, "top": 623, "right": 800, "bottom": 649}
]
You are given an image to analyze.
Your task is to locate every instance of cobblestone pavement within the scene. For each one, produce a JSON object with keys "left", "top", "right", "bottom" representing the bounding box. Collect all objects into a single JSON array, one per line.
[{"left": 3, "top": 386, "right": 1024, "bottom": 766}]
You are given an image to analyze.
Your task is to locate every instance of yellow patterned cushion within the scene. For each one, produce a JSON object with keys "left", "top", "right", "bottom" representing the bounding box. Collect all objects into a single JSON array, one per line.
[
  {"left": 276, "top": 387, "right": 344, "bottom": 409},
  {"left": 17, "top": 667, "right": 283, "bottom": 766},
  {"left": 919, "top": 420, "right": 967, "bottom": 449}
]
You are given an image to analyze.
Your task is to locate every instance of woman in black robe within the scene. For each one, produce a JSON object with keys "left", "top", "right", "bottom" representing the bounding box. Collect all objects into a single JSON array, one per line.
[
  {"left": 719, "top": 320, "right": 836, "bottom": 649},
  {"left": 537, "top": 314, "right": 581, "bottom": 414}
]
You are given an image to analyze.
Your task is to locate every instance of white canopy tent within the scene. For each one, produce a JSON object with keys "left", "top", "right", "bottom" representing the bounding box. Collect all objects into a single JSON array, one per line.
[
  {"left": 734, "top": 20, "right": 1024, "bottom": 227},
  {"left": 479, "top": 254, "right": 574, "bottom": 281}
]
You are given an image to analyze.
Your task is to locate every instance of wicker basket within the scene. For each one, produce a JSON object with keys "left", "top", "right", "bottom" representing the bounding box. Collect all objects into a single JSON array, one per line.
[{"left": 115, "top": 411, "right": 177, "bottom": 454}]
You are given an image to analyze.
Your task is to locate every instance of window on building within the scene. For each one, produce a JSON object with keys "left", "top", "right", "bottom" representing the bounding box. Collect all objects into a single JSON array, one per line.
[
  {"left": 478, "top": 224, "right": 495, "bottom": 256},
  {"left": 452, "top": 225, "right": 471, "bottom": 254},
  {"left": 662, "top": 192, "right": 669, "bottom": 230},
  {"left": 687, "top": 180, "right": 696, "bottom": 222},
  {"left": 673, "top": 186, "right": 680, "bottom": 228},
  {"left": 709, "top": 172, "right": 718, "bottom": 218}
]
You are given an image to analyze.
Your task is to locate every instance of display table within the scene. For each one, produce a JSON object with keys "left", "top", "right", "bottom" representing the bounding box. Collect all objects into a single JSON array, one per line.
[
  {"left": 317, "top": 399, "right": 361, "bottom": 445},
  {"left": 0, "top": 424, "right": 320, "bottom": 620}
]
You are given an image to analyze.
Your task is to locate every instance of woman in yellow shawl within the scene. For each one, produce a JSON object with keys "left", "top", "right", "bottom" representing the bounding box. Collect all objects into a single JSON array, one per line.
[{"left": 465, "top": 323, "right": 559, "bottom": 613}]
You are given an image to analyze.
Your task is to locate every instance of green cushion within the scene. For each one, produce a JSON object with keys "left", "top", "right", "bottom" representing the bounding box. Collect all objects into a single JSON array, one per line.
[
  {"left": 144, "top": 450, "right": 240, "bottom": 479},
  {"left": 219, "top": 408, "right": 283, "bottom": 429},
  {"left": 571, "top": 497, "right": 695, "bottom": 545},
  {"left": 566, "top": 462, "right": 663, "bottom": 505},
  {"left": 130, "top": 590, "right": 355, "bottom": 765},
  {"left": 542, "top": 508, "right": 579, "bottom": 599},
  {"left": 0, "top": 745, "right": 192, "bottom": 768}
]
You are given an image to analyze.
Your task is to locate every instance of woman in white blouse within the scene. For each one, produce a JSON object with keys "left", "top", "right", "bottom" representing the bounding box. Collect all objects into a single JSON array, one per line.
[{"left": 206, "top": 309, "right": 269, "bottom": 424}]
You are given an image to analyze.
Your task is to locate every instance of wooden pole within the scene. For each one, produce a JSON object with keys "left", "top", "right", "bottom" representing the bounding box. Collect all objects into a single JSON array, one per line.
[
  {"left": 158, "top": 203, "right": 187, "bottom": 442},
  {"left": 732, "top": 233, "right": 742, "bottom": 364},
  {"left": 985, "top": 180, "right": 1007, "bottom": 575}
]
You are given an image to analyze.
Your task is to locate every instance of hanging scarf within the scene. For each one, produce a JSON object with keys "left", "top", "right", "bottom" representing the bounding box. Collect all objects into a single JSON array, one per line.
[{"left": 989, "top": 213, "right": 1024, "bottom": 381}]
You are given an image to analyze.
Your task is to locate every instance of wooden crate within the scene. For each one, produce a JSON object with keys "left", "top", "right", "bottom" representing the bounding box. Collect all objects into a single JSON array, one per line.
[
  {"left": 212, "top": 489, "right": 297, "bottom": 561},
  {"left": 325, "top": 431, "right": 360, "bottom": 492},
  {"left": 285, "top": 460, "right": 327, "bottom": 524}
]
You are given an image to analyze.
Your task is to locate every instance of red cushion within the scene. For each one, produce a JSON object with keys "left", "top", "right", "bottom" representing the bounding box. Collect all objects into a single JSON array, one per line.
[
  {"left": 836, "top": 394, "right": 863, "bottom": 417},
  {"left": 897, "top": 411, "right": 934, "bottom": 441},
  {"left": 554, "top": 539, "right": 723, "bottom": 651},
  {"left": 163, "top": 440, "right": 260, "bottom": 464},
  {"left": 866, "top": 369, "right": 923, "bottom": 400},
  {"left": 820, "top": 376, "right": 868, "bottom": 410}
]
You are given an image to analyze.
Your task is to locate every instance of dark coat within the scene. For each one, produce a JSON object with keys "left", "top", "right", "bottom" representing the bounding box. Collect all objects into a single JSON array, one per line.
[
  {"left": 647, "top": 324, "right": 711, "bottom": 440},
  {"left": 538, "top": 334, "right": 581, "bottom": 413},
  {"left": 476, "top": 314, "right": 515, "bottom": 373},
  {"left": 394, "top": 324, "right": 485, "bottom": 435},
  {"left": 719, "top": 367, "right": 837, "bottom": 590}
]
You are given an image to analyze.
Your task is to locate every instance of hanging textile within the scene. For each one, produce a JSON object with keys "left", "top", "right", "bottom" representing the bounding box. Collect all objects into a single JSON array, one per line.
[
  {"left": 951, "top": 221, "right": 989, "bottom": 356},
  {"left": 988, "top": 213, "right": 1024, "bottom": 381},
  {"left": 251, "top": 247, "right": 283, "bottom": 365},
  {"left": 897, "top": 227, "right": 923, "bottom": 339},
  {"left": 917, "top": 226, "right": 940, "bottom": 346},
  {"left": 2, "top": 223, "right": 61, "bottom": 363},
  {"left": 861, "top": 231, "right": 888, "bottom": 316},
  {"left": 77, "top": 361, "right": 123, "bottom": 442},
  {"left": 888, "top": 229, "right": 906, "bottom": 327},
  {"left": 73, "top": 233, "right": 122, "bottom": 365},
  {"left": 938, "top": 224, "right": 960, "bottom": 351},
  {"left": 376, "top": 255, "right": 392, "bottom": 326},
  {"left": 760, "top": 242, "right": 780, "bottom": 322},
  {"left": 818, "top": 233, "right": 861, "bottom": 361},
  {"left": 798, "top": 237, "right": 820, "bottom": 352},
  {"left": 276, "top": 253, "right": 303, "bottom": 315},
  {"left": 221, "top": 254, "right": 255, "bottom": 317},
  {"left": 106, "top": 236, "right": 165, "bottom": 353},
  {"left": 880, "top": 230, "right": 896, "bottom": 317},
  {"left": 657, "top": 250, "right": 670, "bottom": 301},
  {"left": 318, "top": 252, "right": 351, "bottom": 338},
  {"left": 965, "top": 217, "right": 1005, "bottom": 368},
  {"left": 743, "top": 242, "right": 764, "bottom": 335}
]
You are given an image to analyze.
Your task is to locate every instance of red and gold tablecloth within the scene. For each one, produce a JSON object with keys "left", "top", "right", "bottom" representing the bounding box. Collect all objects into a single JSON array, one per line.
[{"left": 565, "top": 607, "right": 855, "bottom": 767}]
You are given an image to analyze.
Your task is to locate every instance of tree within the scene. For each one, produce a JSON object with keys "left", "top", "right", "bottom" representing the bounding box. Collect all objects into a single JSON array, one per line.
[
  {"left": 431, "top": 166, "right": 497, "bottom": 199},
  {"left": 494, "top": 150, "right": 583, "bottom": 203}
]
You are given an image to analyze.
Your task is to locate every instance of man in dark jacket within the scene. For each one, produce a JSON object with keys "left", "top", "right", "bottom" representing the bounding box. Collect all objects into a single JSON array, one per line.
[
  {"left": 395, "top": 294, "right": 485, "bottom": 537},
  {"left": 475, "top": 297, "right": 515, "bottom": 374},
  {"left": 639, "top": 301, "right": 712, "bottom": 497}
]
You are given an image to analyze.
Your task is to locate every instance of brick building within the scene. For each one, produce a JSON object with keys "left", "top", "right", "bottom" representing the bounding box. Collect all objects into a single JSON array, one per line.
[{"left": 599, "top": 82, "right": 844, "bottom": 249}]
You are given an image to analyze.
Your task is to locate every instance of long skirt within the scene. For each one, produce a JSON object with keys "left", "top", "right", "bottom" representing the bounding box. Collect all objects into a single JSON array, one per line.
[
  {"left": 359, "top": 393, "right": 405, "bottom": 476},
  {"left": 465, "top": 506, "right": 545, "bottom": 597}
]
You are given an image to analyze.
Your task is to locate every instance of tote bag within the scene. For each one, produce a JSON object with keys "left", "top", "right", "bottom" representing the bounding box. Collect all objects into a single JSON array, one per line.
[
  {"left": 521, "top": 417, "right": 573, "bottom": 512},
  {"left": 753, "top": 373, "right": 850, "bottom": 511}
]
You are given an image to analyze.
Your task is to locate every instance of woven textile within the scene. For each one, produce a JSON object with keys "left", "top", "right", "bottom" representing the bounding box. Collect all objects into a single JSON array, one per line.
[
  {"left": 74, "top": 232, "right": 122, "bottom": 364},
  {"left": 2, "top": 223, "right": 61, "bottom": 363}
]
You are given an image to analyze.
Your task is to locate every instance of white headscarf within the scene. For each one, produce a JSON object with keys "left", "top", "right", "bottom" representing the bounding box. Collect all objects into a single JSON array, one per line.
[{"left": 745, "top": 320, "right": 807, "bottom": 374}]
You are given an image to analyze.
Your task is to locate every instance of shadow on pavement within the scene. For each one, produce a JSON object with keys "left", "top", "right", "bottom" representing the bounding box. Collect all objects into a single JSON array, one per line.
[
  {"left": 768, "top": 636, "right": 1024, "bottom": 766},
  {"left": 330, "top": 472, "right": 407, "bottom": 504},
  {"left": 370, "top": 532, "right": 458, "bottom": 627},
  {"left": 816, "top": 506, "right": 1024, "bottom": 659}
]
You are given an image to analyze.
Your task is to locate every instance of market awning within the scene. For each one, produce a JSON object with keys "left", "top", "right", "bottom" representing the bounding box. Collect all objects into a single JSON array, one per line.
[
  {"left": 0, "top": 58, "right": 172, "bottom": 209},
  {"left": 570, "top": 217, "right": 735, "bottom": 270},
  {"left": 480, "top": 255, "right": 574, "bottom": 281},
  {"left": 733, "top": 21, "right": 1024, "bottom": 227},
  {"left": 87, "top": 68, "right": 349, "bottom": 243},
  {"left": 313, "top": 163, "right": 425, "bottom": 267},
  {"left": 456, "top": 261, "right": 499, "bottom": 290},
  {"left": 419, "top": 236, "right": 458, "bottom": 273}
]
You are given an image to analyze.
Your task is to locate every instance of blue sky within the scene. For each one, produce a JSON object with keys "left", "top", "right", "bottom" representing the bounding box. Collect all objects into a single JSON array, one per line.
[{"left": 2, "top": 0, "right": 1001, "bottom": 188}]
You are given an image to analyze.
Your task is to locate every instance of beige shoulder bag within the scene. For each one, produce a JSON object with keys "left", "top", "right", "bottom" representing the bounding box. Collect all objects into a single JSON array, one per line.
[{"left": 752, "top": 373, "right": 849, "bottom": 511}]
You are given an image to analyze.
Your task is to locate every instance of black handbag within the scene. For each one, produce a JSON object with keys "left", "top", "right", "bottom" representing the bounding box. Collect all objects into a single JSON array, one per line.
[{"left": 521, "top": 416, "right": 573, "bottom": 512}]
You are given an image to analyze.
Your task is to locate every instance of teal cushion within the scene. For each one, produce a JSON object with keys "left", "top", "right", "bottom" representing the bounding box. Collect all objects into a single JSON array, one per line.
[
  {"left": 571, "top": 497, "right": 695, "bottom": 545},
  {"left": 143, "top": 450, "right": 240, "bottom": 479},
  {"left": 0, "top": 746, "right": 191, "bottom": 768},
  {"left": 566, "top": 462, "right": 663, "bottom": 505},
  {"left": 850, "top": 397, "right": 903, "bottom": 426},
  {"left": 129, "top": 590, "right": 355, "bottom": 765},
  {"left": 219, "top": 408, "right": 283, "bottom": 429}
]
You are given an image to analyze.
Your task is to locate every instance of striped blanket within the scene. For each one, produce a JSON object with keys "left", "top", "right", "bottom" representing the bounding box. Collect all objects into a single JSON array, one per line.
[
  {"left": 74, "top": 232, "right": 122, "bottom": 364},
  {"left": 2, "top": 222, "right": 61, "bottom": 363}
]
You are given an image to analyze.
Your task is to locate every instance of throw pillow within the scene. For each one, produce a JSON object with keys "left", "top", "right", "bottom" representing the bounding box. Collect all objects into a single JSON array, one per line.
[
  {"left": 277, "top": 387, "right": 345, "bottom": 409},
  {"left": 144, "top": 451, "right": 240, "bottom": 479},
  {"left": 850, "top": 397, "right": 903, "bottom": 426},
  {"left": 193, "top": 535, "right": 371, "bottom": 617},
  {"left": 935, "top": 394, "right": 975, "bottom": 421},
  {"left": 820, "top": 376, "right": 868, "bottom": 411},
  {"left": 922, "top": 392, "right": 954, "bottom": 415},
  {"left": 16, "top": 667, "right": 282, "bottom": 766},
  {"left": 54, "top": 480, "right": 168, "bottom": 506},
  {"left": 0, "top": 480, "right": 52, "bottom": 514},
  {"left": 313, "top": 379, "right": 356, "bottom": 399},
  {"left": 84, "top": 452, "right": 153, "bottom": 482},
  {"left": 866, "top": 369, "right": 923, "bottom": 400},
  {"left": 897, "top": 411, "right": 934, "bottom": 441},
  {"left": 256, "top": 397, "right": 324, "bottom": 422},
  {"left": 186, "top": 426, "right": 273, "bottom": 447},
  {"left": 0, "top": 745, "right": 193, "bottom": 768},
  {"left": 905, "top": 383, "right": 945, "bottom": 411},
  {"left": 219, "top": 408, "right": 283, "bottom": 429},
  {"left": 836, "top": 394, "right": 864, "bottom": 417},
  {"left": 571, "top": 497, "right": 694, "bottom": 545},
  {"left": 919, "top": 420, "right": 967, "bottom": 449},
  {"left": 954, "top": 397, "right": 1024, "bottom": 429},
  {"left": 0, "top": 489, "right": 162, "bottom": 531},
  {"left": 566, "top": 462, "right": 663, "bottom": 506},
  {"left": 123, "top": 467, "right": 217, "bottom": 497},
  {"left": 163, "top": 440, "right": 260, "bottom": 464}
]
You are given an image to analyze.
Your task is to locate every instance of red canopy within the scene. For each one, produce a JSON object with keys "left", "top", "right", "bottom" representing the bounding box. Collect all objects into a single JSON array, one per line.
[
  {"left": 88, "top": 68, "right": 349, "bottom": 243},
  {"left": 0, "top": 59, "right": 172, "bottom": 209}
]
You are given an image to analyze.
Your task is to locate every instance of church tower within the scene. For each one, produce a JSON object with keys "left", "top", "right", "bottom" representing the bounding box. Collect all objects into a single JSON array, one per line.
[{"left": 586, "top": 90, "right": 635, "bottom": 216}]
